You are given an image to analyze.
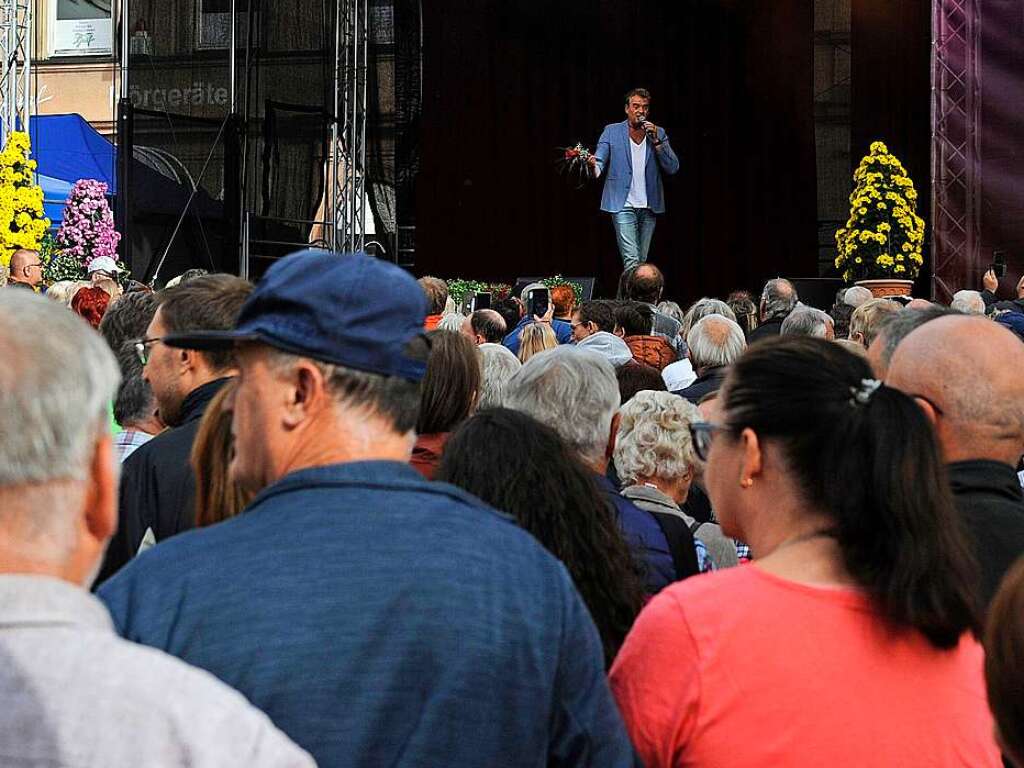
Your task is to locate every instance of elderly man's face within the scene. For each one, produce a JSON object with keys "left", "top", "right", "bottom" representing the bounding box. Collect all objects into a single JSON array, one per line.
[{"left": 229, "top": 345, "right": 287, "bottom": 491}]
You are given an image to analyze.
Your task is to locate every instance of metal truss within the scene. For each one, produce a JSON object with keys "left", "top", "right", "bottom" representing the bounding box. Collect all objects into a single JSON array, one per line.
[
  {"left": 0, "top": 0, "right": 32, "bottom": 145},
  {"left": 930, "top": 0, "right": 981, "bottom": 302},
  {"left": 330, "top": 0, "right": 370, "bottom": 253}
]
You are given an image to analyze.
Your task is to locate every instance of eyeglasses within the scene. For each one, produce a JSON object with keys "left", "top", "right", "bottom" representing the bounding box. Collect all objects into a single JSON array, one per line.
[
  {"left": 689, "top": 421, "right": 722, "bottom": 462},
  {"left": 133, "top": 337, "right": 163, "bottom": 366}
]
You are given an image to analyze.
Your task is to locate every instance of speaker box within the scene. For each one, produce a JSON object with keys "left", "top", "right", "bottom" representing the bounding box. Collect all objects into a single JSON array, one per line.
[{"left": 788, "top": 277, "right": 847, "bottom": 310}]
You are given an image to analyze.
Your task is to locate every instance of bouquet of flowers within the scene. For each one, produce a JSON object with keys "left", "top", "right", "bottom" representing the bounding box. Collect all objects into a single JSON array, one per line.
[
  {"left": 555, "top": 143, "right": 595, "bottom": 189},
  {"left": 834, "top": 141, "right": 925, "bottom": 283}
]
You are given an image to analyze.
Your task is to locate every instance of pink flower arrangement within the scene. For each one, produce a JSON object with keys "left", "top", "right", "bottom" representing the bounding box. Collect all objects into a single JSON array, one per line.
[{"left": 55, "top": 179, "right": 121, "bottom": 268}]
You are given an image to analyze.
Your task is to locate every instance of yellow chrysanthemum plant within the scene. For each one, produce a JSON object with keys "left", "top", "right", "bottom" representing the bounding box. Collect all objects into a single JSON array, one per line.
[
  {"left": 0, "top": 131, "right": 51, "bottom": 268},
  {"left": 834, "top": 141, "right": 925, "bottom": 283}
]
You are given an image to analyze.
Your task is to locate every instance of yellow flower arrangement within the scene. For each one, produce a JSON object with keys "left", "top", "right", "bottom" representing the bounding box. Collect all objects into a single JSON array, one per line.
[
  {"left": 0, "top": 131, "right": 50, "bottom": 268},
  {"left": 834, "top": 141, "right": 925, "bottom": 283}
]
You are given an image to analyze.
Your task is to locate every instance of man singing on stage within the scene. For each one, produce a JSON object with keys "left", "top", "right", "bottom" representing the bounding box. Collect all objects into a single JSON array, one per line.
[{"left": 588, "top": 88, "right": 679, "bottom": 270}]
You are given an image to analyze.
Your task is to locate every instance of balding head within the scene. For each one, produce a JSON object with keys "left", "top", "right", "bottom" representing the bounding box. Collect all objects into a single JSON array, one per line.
[
  {"left": 760, "top": 278, "right": 798, "bottom": 321},
  {"left": 687, "top": 314, "right": 746, "bottom": 372},
  {"left": 886, "top": 315, "right": 1024, "bottom": 465},
  {"left": 8, "top": 249, "right": 42, "bottom": 287},
  {"left": 865, "top": 305, "right": 956, "bottom": 377},
  {"left": 627, "top": 263, "right": 665, "bottom": 304},
  {"left": 465, "top": 308, "right": 506, "bottom": 345}
]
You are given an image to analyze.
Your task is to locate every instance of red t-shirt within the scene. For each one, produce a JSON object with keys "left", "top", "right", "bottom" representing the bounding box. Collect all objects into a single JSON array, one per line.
[{"left": 609, "top": 565, "right": 1000, "bottom": 768}]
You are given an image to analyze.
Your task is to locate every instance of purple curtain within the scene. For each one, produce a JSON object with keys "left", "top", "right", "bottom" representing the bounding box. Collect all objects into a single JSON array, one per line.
[{"left": 932, "top": 0, "right": 1024, "bottom": 301}]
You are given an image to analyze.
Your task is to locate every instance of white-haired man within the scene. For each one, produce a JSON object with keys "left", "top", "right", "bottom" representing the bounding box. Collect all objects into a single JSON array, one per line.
[
  {"left": 0, "top": 291, "right": 313, "bottom": 766},
  {"left": 843, "top": 285, "right": 874, "bottom": 309},
  {"left": 951, "top": 289, "right": 987, "bottom": 315},
  {"left": 749, "top": 278, "right": 798, "bottom": 341},
  {"left": 673, "top": 314, "right": 747, "bottom": 403},
  {"left": 781, "top": 305, "right": 835, "bottom": 339}
]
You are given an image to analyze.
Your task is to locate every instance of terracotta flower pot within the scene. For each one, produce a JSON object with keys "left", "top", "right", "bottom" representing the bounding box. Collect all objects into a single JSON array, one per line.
[{"left": 855, "top": 278, "right": 914, "bottom": 298}]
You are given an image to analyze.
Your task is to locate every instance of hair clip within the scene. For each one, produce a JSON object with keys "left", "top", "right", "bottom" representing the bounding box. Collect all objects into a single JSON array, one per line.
[{"left": 849, "top": 378, "right": 882, "bottom": 407}]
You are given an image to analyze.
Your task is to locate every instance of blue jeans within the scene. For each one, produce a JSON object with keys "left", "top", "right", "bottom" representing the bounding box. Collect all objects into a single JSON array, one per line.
[{"left": 611, "top": 208, "right": 656, "bottom": 271}]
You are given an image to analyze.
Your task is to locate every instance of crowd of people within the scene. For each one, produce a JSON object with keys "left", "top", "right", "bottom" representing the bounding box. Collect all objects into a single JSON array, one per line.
[{"left": 2, "top": 246, "right": 1024, "bottom": 766}]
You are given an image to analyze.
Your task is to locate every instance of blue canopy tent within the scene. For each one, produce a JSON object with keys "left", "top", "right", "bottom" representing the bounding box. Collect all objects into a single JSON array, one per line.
[
  {"left": 28, "top": 114, "right": 117, "bottom": 225},
  {"left": 25, "top": 113, "right": 225, "bottom": 281}
]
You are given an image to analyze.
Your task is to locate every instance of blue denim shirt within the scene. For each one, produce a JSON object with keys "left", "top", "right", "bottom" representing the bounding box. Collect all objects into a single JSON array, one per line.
[{"left": 100, "top": 461, "right": 635, "bottom": 767}]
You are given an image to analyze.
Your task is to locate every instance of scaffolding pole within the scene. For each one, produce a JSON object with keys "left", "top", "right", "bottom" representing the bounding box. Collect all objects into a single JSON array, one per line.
[
  {"left": 331, "top": 0, "right": 369, "bottom": 253},
  {"left": 930, "top": 0, "right": 982, "bottom": 302},
  {"left": 0, "top": 0, "right": 32, "bottom": 145}
]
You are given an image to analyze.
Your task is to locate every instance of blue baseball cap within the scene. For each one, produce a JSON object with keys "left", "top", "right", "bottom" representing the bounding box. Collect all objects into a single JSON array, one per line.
[{"left": 163, "top": 249, "right": 429, "bottom": 381}]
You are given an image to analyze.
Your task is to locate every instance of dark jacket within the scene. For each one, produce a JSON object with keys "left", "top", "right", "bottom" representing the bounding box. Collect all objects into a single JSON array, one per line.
[
  {"left": 995, "top": 310, "right": 1024, "bottom": 341},
  {"left": 748, "top": 317, "right": 784, "bottom": 342},
  {"left": 979, "top": 290, "right": 1024, "bottom": 311},
  {"left": 621, "top": 484, "right": 739, "bottom": 568},
  {"left": 673, "top": 366, "right": 727, "bottom": 404},
  {"left": 948, "top": 459, "right": 1024, "bottom": 610},
  {"left": 594, "top": 473, "right": 698, "bottom": 593},
  {"left": 94, "top": 377, "right": 231, "bottom": 586},
  {"left": 99, "top": 461, "right": 635, "bottom": 767}
]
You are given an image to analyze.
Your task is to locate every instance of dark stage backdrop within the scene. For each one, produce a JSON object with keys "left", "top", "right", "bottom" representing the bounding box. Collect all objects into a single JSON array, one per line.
[
  {"left": 415, "top": 0, "right": 817, "bottom": 303},
  {"left": 851, "top": 0, "right": 932, "bottom": 297}
]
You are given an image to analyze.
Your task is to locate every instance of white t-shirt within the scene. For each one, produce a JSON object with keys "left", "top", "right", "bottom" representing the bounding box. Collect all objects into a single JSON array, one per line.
[{"left": 625, "top": 137, "right": 648, "bottom": 209}]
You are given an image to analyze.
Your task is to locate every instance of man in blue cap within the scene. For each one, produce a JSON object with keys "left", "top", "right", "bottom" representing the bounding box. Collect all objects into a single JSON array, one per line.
[{"left": 98, "top": 250, "right": 635, "bottom": 767}]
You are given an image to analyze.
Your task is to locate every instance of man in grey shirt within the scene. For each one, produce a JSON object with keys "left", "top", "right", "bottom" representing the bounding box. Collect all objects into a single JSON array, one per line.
[{"left": 0, "top": 291, "right": 313, "bottom": 768}]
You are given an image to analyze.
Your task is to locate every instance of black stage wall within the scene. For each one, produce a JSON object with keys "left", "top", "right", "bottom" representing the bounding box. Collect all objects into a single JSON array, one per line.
[
  {"left": 851, "top": 0, "right": 932, "bottom": 297},
  {"left": 415, "top": 0, "right": 818, "bottom": 302}
]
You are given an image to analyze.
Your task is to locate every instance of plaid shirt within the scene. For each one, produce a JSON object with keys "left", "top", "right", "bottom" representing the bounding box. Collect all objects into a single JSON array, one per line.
[
  {"left": 696, "top": 539, "right": 714, "bottom": 573},
  {"left": 115, "top": 429, "right": 153, "bottom": 463}
]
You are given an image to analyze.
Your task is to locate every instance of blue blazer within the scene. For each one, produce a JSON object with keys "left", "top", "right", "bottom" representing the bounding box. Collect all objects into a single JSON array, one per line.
[{"left": 594, "top": 120, "right": 679, "bottom": 214}]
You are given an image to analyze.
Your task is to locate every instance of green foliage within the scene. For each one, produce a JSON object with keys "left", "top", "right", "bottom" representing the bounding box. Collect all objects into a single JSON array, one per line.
[{"left": 542, "top": 274, "right": 583, "bottom": 303}]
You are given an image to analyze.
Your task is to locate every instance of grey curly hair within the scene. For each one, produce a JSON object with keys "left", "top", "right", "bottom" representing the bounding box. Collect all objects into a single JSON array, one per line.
[{"left": 614, "top": 390, "right": 701, "bottom": 484}]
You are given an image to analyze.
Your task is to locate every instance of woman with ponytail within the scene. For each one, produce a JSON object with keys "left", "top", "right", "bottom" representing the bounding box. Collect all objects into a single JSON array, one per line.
[{"left": 610, "top": 336, "right": 1000, "bottom": 767}]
